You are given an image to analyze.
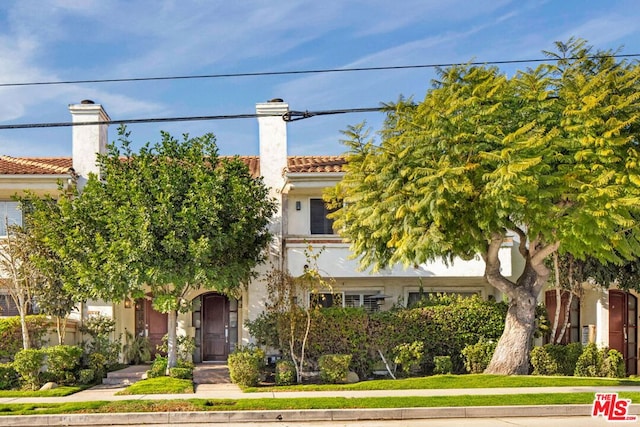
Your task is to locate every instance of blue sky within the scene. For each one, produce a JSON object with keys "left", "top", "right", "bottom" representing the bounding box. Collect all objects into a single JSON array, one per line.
[{"left": 1, "top": 0, "right": 639, "bottom": 158}]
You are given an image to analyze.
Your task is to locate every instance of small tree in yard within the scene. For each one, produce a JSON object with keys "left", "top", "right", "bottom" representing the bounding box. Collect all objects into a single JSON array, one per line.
[
  {"left": 0, "top": 224, "right": 39, "bottom": 350},
  {"left": 29, "top": 127, "right": 276, "bottom": 370},
  {"left": 261, "top": 246, "right": 335, "bottom": 384},
  {"left": 326, "top": 39, "right": 640, "bottom": 375}
]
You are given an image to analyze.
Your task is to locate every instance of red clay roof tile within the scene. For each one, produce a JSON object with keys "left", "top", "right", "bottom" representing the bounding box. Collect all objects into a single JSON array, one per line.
[{"left": 0, "top": 155, "right": 345, "bottom": 176}]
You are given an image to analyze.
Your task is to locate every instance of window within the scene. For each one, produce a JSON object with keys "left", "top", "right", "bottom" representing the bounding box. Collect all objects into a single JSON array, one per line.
[
  {"left": 311, "top": 291, "right": 381, "bottom": 313},
  {"left": 0, "top": 202, "right": 21, "bottom": 236},
  {"left": 345, "top": 293, "right": 380, "bottom": 313},
  {"left": 310, "top": 198, "right": 335, "bottom": 235}
]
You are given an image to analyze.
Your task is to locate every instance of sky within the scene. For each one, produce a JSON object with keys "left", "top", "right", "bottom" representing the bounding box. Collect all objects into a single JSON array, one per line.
[{"left": 1, "top": 0, "right": 640, "bottom": 158}]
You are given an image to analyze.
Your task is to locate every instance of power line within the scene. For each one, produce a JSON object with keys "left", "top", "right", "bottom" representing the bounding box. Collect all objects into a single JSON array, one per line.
[
  {"left": 2, "top": 54, "right": 639, "bottom": 88},
  {"left": 0, "top": 107, "right": 384, "bottom": 130}
]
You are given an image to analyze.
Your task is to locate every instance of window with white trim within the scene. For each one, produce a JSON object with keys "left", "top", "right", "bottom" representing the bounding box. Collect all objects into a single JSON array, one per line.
[
  {"left": 0, "top": 202, "right": 22, "bottom": 236},
  {"left": 310, "top": 291, "right": 381, "bottom": 313},
  {"left": 310, "top": 198, "right": 336, "bottom": 234}
]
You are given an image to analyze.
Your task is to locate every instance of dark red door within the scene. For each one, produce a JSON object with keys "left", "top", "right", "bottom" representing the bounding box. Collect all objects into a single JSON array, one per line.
[
  {"left": 135, "top": 299, "right": 168, "bottom": 355},
  {"left": 609, "top": 290, "right": 637, "bottom": 375},
  {"left": 202, "top": 294, "right": 229, "bottom": 361}
]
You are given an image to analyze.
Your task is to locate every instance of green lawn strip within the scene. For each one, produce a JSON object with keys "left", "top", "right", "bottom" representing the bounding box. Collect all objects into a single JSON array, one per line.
[
  {"left": 116, "top": 377, "right": 194, "bottom": 395},
  {"left": 0, "top": 386, "right": 85, "bottom": 398},
  {"left": 245, "top": 374, "right": 640, "bottom": 392},
  {"left": 4, "top": 393, "right": 640, "bottom": 415}
]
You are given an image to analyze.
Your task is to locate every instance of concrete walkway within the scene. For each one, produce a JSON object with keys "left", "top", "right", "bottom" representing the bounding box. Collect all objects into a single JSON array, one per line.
[{"left": 0, "top": 365, "right": 639, "bottom": 425}]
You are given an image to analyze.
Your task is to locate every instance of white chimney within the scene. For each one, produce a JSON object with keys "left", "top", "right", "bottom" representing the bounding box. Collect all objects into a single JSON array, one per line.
[
  {"left": 256, "top": 99, "right": 288, "bottom": 201},
  {"left": 69, "top": 100, "right": 110, "bottom": 190}
]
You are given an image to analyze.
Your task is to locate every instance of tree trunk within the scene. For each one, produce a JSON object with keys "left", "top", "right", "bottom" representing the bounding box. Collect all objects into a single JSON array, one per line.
[
  {"left": 483, "top": 233, "right": 557, "bottom": 375},
  {"left": 166, "top": 309, "right": 178, "bottom": 374},
  {"left": 18, "top": 294, "right": 30, "bottom": 350},
  {"left": 484, "top": 287, "right": 537, "bottom": 374}
]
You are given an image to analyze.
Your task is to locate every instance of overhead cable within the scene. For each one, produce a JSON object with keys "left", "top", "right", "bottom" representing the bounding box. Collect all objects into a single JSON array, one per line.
[
  {"left": 0, "top": 107, "right": 385, "bottom": 130},
  {"left": 1, "top": 54, "right": 639, "bottom": 88}
]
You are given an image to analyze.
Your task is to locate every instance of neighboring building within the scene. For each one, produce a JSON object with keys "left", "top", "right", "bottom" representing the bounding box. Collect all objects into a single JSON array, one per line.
[{"left": 0, "top": 100, "right": 635, "bottom": 373}]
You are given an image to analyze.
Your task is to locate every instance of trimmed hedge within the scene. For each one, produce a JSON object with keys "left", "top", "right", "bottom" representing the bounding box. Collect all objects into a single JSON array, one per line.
[{"left": 248, "top": 294, "right": 507, "bottom": 378}]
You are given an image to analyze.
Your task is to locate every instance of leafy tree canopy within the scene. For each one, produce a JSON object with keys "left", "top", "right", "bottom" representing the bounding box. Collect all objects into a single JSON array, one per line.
[
  {"left": 31, "top": 127, "right": 276, "bottom": 309},
  {"left": 326, "top": 38, "right": 640, "bottom": 374},
  {"left": 329, "top": 38, "right": 640, "bottom": 270}
]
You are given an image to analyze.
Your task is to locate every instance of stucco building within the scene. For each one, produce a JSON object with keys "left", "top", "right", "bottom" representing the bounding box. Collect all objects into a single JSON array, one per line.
[{"left": 0, "top": 99, "right": 634, "bottom": 373}]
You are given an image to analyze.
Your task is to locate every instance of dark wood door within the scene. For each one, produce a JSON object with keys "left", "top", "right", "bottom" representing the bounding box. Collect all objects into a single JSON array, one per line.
[
  {"left": 202, "top": 294, "right": 229, "bottom": 361},
  {"left": 609, "top": 291, "right": 625, "bottom": 354},
  {"left": 142, "top": 299, "right": 168, "bottom": 355},
  {"left": 609, "top": 290, "right": 638, "bottom": 375}
]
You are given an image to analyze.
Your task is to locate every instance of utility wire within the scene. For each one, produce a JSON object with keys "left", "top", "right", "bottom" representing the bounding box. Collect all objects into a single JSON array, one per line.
[
  {"left": 1, "top": 54, "right": 639, "bottom": 88},
  {"left": 0, "top": 107, "right": 384, "bottom": 130}
]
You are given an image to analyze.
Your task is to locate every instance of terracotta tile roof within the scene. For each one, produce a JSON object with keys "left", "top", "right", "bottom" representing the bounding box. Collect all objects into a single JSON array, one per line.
[
  {"left": 0, "top": 155, "right": 345, "bottom": 176},
  {"left": 287, "top": 156, "right": 345, "bottom": 173},
  {"left": 0, "top": 156, "right": 72, "bottom": 175}
]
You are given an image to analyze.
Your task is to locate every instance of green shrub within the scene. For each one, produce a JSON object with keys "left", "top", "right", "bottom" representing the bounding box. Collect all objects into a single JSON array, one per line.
[
  {"left": 249, "top": 294, "right": 507, "bottom": 378},
  {"left": 461, "top": 338, "right": 496, "bottom": 374},
  {"left": 0, "top": 363, "right": 19, "bottom": 390},
  {"left": 169, "top": 367, "right": 193, "bottom": 380},
  {"left": 573, "top": 344, "right": 624, "bottom": 377},
  {"left": 275, "top": 360, "right": 296, "bottom": 386},
  {"left": 575, "top": 343, "right": 603, "bottom": 377},
  {"left": 530, "top": 345, "right": 560, "bottom": 375},
  {"left": 124, "top": 333, "right": 152, "bottom": 365},
  {"left": 79, "top": 314, "right": 121, "bottom": 370},
  {"left": 602, "top": 349, "right": 625, "bottom": 378},
  {"left": 433, "top": 356, "right": 453, "bottom": 375},
  {"left": 45, "top": 345, "right": 83, "bottom": 385},
  {"left": 319, "top": 354, "right": 352, "bottom": 384},
  {"left": 147, "top": 356, "right": 168, "bottom": 378},
  {"left": 87, "top": 352, "right": 107, "bottom": 381},
  {"left": 393, "top": 341, "right": 424, "bottom": 376},
  {"left": 78, "top": 369, "right": 95, "bottom": 385},
  {"left": 0, "top": 316, "right": 48, "bottom": 361},
  {"left": 228, "top": 346, "right": 265, "bottom": 387},
  {"left": 530, "top": 343, "right": 584, "bottom": 376},
  {"left": 13, "top": 348, "right": 45, "bottom": 390}
]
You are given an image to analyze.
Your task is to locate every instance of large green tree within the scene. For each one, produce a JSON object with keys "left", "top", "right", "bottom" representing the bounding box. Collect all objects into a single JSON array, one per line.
[
  {"left": 31, "top": 127, "right": 276, "bottom": 369},
  {"left": 327, "top": 39, "right": 640, "bottom": 374}
]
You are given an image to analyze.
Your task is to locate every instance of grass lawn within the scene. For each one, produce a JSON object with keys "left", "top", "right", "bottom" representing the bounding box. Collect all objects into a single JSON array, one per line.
[
  {"left": 3, "top": 392, "right": 640, "bottom": 415},
  {"left": 116, "top": 377, "right": 194, "bottom": 395},
  {"left": 0, "top": 386, "right": 86, "bottom": 398},
  {"left": 1, "top": 374, "right": 639, "bottom": 416},
  {"left": 245, "top": 373, "right": 640, "bottom": 392}
]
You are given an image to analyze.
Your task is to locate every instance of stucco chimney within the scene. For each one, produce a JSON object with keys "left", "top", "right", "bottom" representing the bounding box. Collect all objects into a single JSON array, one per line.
[
  {"left": 69, "top": 100, "right": 110, "bottom": 190},
  {"left": 256, "top": 99, "right": 288, "bottom": 200}
]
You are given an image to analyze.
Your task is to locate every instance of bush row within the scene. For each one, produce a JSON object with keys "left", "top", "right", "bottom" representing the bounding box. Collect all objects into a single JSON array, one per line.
[
  {"left": 530, "top": 343, "right": 625, "bottom": 378},
  {"left": 247, "top": 294, "right": 508, "bottom": 378},
  {"left": 7, "top": 345, "right": 89, "bottom": 390}
]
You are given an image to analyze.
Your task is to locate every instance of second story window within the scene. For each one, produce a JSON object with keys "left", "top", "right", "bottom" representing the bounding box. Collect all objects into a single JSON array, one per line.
[
  {"left": 310, "top": 198, "right": 335, "bottom": 235},
  {"left": 0, "top": 201, "right": 22, "bottom": 236}
]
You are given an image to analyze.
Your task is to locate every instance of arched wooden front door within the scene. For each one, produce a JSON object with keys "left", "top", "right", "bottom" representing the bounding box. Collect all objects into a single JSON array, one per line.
[
  {"left": 202, "top": 294, "right": 229, "bottom": 362},
  {"left": 609, "top": 290, "right": 638, "bottom": 375}
]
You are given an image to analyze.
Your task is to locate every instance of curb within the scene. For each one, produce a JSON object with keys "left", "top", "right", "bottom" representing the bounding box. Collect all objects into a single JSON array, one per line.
[{"left": 0, "top": 404, "right": 622, "bottom": 426}]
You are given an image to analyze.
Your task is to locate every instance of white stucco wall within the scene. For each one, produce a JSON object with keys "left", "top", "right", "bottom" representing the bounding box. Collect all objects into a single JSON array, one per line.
[{"left": 286, "top": 243, "right": 512, "bottom": 279}]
